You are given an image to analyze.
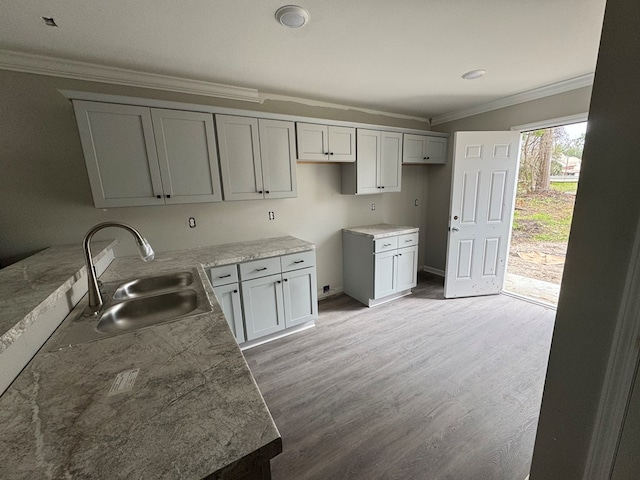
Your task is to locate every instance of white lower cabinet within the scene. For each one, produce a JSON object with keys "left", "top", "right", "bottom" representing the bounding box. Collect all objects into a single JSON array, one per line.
[
  {"left": 212, "top": 283, "right": 245, "bottom": 343},
  {"left": 343, "top": 228, "right": 419, "bottom": 307},
  {"left": 242, "top": 273, "right": 286, "bottom": 340},
  {"left": 208, "top": 250, "right": 318, "bottom": 345},
  {"left": 283, "top": 267, "right": 318, "bottom": 327}
]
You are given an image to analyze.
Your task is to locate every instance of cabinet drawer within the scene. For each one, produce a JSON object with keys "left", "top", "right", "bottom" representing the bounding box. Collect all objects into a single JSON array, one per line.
[
  {"left": 374, "top": 236, "right": 399, "bottom": 253},
  {"left": 239, "top": 257, "right": 282, "bottom": 281},
  {"left": 208, "top": 264, "right": 238, "bottom": 287},
  {"left": 281, "top": 250, "right": 316, "bottom": 272},
  {"left": 398, "top": 232, "right": 419, "bottom": 248}
]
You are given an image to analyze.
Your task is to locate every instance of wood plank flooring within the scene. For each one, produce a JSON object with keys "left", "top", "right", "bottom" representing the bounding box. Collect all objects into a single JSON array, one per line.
[{"left": 244, "top": 274, "right": 556, "bottom": 480}]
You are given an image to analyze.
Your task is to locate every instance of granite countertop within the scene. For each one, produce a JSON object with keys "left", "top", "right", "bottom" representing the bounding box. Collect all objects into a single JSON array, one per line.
[
  {"left": 0, "top": 240, "right": 116, "bottom": 354},
  {"left": 343, "top": 223, "right": 419, "bottom": 239},
  {"left": 0, "top": 235, "right": 314, "bottom": 479}
]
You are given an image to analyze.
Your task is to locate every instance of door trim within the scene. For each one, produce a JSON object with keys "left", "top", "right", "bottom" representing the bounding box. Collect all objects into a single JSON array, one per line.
[{"left": 583, "top": 215, "right": 640, "bottom": 479}]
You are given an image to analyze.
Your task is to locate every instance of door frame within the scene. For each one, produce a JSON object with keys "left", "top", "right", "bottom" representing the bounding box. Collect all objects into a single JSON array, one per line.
[{"left": 513, "top": 113, "right": 639, "bottom": 478}]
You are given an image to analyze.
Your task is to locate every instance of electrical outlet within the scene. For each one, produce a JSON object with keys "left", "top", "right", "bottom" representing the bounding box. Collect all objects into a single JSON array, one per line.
[
  {"left": 268, "top": 211, "right": 275, "bottom": 220},
  {"left": 188, "top": 217, "right": 196, "bottom": 228},
  {"left": 323, "top": 285, "right": 330, "bottom": 293},
  {"left": 371, "top": 203, "right": 376, "bottom": 211}
]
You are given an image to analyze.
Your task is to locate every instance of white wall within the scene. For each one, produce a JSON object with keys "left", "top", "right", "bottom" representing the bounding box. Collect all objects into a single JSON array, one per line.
[
  {"left": 0, "top": 69, "right": 429, "bottom": 296},
  {"left": 426, "top": 86, "right": 593, "bottom": 271}
]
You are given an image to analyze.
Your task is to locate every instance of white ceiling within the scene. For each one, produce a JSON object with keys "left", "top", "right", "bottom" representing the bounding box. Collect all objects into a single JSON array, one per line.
[{"left": 0, "top": 0, "right": 606, "bottom": 120}]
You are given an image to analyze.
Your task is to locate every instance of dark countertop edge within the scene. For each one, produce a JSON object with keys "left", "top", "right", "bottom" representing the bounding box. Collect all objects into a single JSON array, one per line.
[{"left": 206, "top": 438, "right": 283, "bottom": 480}]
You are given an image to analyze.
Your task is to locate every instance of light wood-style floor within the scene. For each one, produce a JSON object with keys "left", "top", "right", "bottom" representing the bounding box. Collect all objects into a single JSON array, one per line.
[{"left": 244, "top": 274, "right": 556, "bottom": 480}]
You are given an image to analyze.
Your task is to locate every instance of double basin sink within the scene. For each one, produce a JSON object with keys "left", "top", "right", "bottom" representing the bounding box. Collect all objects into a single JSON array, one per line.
[{"left": 53, "top": 269, "right": 212, "bottom": 348}]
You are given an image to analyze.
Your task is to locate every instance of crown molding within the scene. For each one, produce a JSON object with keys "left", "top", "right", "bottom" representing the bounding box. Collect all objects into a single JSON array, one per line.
[
  {"left": 259, "top": 92, "right": 430, "bottom": 124},
  {"left": 0, "top": 49, "right": 260, "bottom": 103},
  {"left": 430, "top": 74, "right": 594, "bottom": 126}
]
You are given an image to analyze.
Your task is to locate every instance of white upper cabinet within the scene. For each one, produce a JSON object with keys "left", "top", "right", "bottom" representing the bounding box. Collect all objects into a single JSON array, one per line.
[
  {"left": 341, "top": 129, "right": 402, "bottom": 195},
  {"left": 216, "top": 115, "right": 297, "bottom": 201},
  {"left": 74, "top": 101, "right": 165, "bottom": 207},
  {"left": 73, "top": 101, "right": 222, "bottom": 208},
  {"left": 296, "top": 123, "right": 356, "bottom": 162},
  {"left": 402, "top": 133, "right": 447, "bottom": 164},
  {"left": 151, "top": 109, "right": 222, "bottom": 204},
  {"left": 258, "top": 119, "right": 298, "bottom": 199}
]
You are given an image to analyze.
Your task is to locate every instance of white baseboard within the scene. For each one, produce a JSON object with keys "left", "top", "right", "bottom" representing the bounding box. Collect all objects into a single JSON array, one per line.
[{"left": 422, "top": 266, "right": 445, "bottom": 277}]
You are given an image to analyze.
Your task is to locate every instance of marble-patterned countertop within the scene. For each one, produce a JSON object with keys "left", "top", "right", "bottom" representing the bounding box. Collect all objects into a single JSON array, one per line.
[
  {"left": 0, "top": 235, "right": 314, "bottom": 479},
  {"left": 343, "top": 223, "right": 419, "bottom": 239},
  {"left": 0, "top": 240, "right": 116, "bottom": 354}
]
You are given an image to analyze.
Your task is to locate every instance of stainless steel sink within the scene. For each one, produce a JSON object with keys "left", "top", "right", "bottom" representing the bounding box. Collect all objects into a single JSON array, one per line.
[
  {"left": 97, "top": 290, "right": 200, "bottom": 334},
  {"left": 52, "top": 269, "right": 212, "bottom": 348},
  {"left": 112, "top": 271, "right": 194, "bottom": 300}
]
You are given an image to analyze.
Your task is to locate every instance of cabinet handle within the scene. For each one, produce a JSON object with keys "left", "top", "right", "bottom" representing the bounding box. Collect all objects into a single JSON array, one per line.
[
  {"left": 293, "top": 260, "right": 304, "bottom": 264},
  {"left": 324, "top": 152, "right": 329, "bottom": 155},
  {"left": 399, "top": 253, "right": 403, "bottom": 256},
  {"left": 383, "top": 243, "right": 392, "bottom": 247},
  {"left": 426, "top": 156, "right": 430, "bottom": 160},
  {"left": 255, "top": 267, "right": 268, "bottom": 272},
  {"left": 166, "top": 194, "right": 171, "bottom": 198},
  {"left": 233, "top": 289, "right": 238, "bottom": 293},
  {"left": 218, "top": 274, "right": 231, "bottom": 278},
  {"left": 258, "top": 190, "right": 263, "bottom": 194},
  {"left": 265, "top": 190, "right": 270, "bottom": 194},
  {"left": 156, "top": 194, "right": 162, "bottom": 199},
  {"left": 405, "top": 239, "right": 413, "bottom": 243},
  {"left": 277, "top": 280, "right": 281, "bottom": 284},
  {"left": 329, "top": 152, "right": 334, "bottom": 155},
  {"left": 381, "top": 186, "right": 385, "bottom": 189},
  {"left": 284, "top": 278, "right": 288, "bottom": 282}
]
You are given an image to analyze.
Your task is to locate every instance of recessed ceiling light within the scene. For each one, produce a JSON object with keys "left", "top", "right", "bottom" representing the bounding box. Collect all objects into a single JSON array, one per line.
[
  {"left": 462, "top": 69, "right": 486, "bottom": 80},
  {"left": 275, "top": 5, "right": 310, "bottom": 28},
  {"left": 41, "top": 17, "right": 58, "bottom": 27}
]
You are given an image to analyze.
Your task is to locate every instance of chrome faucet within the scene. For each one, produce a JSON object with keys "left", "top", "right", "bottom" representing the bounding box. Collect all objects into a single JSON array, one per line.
[{"left": 83, "top": 222, "right": 154, "bottom": 314}]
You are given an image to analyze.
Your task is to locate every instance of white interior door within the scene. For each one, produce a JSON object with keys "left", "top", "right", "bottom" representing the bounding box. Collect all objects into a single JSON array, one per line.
[{"left": 444, "top": 131, "right": 521, "bottom": 299}]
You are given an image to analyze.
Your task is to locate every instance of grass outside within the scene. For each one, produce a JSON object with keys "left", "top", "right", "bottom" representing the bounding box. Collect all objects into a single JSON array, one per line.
[{"left": 512, "top": 182, "right": 577, "bottom": 243}]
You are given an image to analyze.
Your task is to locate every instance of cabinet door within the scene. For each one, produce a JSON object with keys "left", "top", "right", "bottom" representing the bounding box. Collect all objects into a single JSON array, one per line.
[
  {"left": 424, "top": 137, "right": 447, "bottom": 164},
  {"left": 379, "top": 131, "right": 403, "bottom": 192},
  {"left": 241, "top": 273, "right": 285, "bottom": 340},
  {"left": 283, "top": 267, "right": 318, "bottom": 327},
  {"left": 402, "top": 133, "right": 428, "bottom": 164},
  {"left": 151, "top": 109, "right": 222, "bottom": 204},
  {"left": 258, "top": 119, "right": 298, "bottom": 199},
  {"left": 216, "top": 115, "right": 264, "bottom": 201},
  {"left": 213, "top": 283, "right": 245, "bottom": 343},
  {"left": 356, "top": 129, "right": 380, "bottom": 194},
  {"left": 328, "top": 126, "right": 356, "bottom": 162},
  {"left": 396, "top": 245, "right": 418, "bottom": 292},
  {"left": 374, "top": 249, "right": 397, "bottom": 299},
  {"left": 73, "top": 101, "right": 165, "bottom": 208},
  {"left": 296, "top": 123, "right": 329, "bottom": 161}
]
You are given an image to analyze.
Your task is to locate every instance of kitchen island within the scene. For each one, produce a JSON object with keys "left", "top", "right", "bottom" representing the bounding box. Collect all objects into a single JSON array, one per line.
[{"left": 0, "top": 236, "right": 315, "bottom": 479}]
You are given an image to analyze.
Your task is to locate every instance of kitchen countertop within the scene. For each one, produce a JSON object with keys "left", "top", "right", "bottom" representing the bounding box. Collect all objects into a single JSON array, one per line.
[
  {"left": 0, "top": 240, "right": 116, "bottom": 354},
  {"left": 343, "top": 223, "right": 419, "bottom": 239},
  {"left": 0, "top": 235, "right": 315, "bottom": 479}
]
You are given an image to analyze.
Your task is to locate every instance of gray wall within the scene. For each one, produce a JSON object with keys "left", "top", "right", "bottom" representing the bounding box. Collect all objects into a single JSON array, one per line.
[
  {"left": 425, "top": 86, "right": 593, "bottom": 271},
  {"left": 531, "top": 0, "right": 640, "bottom": 476},
  {"left": 0, "top": 69, "right": 428, "bottom": 295}
]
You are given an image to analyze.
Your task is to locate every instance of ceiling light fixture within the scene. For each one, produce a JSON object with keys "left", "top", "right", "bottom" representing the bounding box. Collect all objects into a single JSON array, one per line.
[
  {"left": 462, "top": 69, "right": 486, "bottom": 80},
  {"left": 275, "top": 5, "right": 310, "bottom": 28}
]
